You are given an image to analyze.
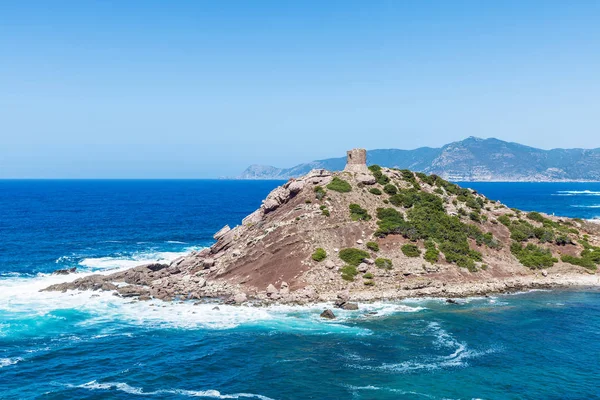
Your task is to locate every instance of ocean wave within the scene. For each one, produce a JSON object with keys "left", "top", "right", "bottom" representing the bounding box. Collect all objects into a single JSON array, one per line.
[
  {"left": 79, "top": 248, "right": 198, "bottom": 271},
  {"left": 571, "top": 205, "right": 600, "bottom": 208},
  {"left": 74, "top": 380, "right": 274, "bottom": 399},
  {"left": 556, "top": 190, "right": 600, "bottom": 196},
  {"left": 166, "top": 240, "right": 188, "bottom": 244},
  {"left": 0, "top": 357, "right": 22, "bottom": 368}
]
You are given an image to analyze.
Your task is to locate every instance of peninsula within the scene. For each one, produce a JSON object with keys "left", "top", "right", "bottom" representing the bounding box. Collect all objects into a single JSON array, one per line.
[{"left": 45, "top": 149, "right": 600, "bottom": 306}]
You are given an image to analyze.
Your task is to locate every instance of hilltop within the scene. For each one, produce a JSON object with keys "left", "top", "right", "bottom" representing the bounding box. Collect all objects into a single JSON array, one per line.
[
  {"left": 45, "top": 149, "right": 600, "bottom": 305},
  {"left": 239, "top": 137, "right": 600, "bottom": 182}
]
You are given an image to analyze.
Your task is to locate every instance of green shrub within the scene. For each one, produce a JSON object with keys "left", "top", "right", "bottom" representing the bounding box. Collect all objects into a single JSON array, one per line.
[
  {"left": 415, "top": 172, "right": 436, "bottom": 186},
  {"left": 366, "top": 241, "right": 379, "bottom": 252},
  {"left": 369, "top": 188, "right": 382, "bottom": 195},
  {"left": 469, "top": 212, "right": 481, "bottom": 223},
  {"left": 534, "top": 227, "right": 555, "bottom": 243},
  {"left": 364, "top": 280, "right": 375, "bottom": 286},
  {"left": 433, "top": 188, "right": 444, "bottom": 195},
  {"left": 401, "top": 244, "right": 421, "bottom": 257},
  {"left": 555, "top": 235, "right": 571, "bottom": 246},
  {"left": 314, "top": 186, "right": 326, "bottom": 200},
  {"left": 349, "top": 203, "right": 371, "bottom": 221},
  {"left": 311, "top": 248, "right": 327, "bottom": 262},
  {"left": 340, "top": 265, "right": 359, "bottom": 281},
  {"left": 368, "top": 165, "right": 381, "bottom": 173},
  {"left": 383, "top": 184, "right": 398, "bottom": 195},
  {"left": 561, "top": 255, "right": 597, "bottom": 270},
  {"left": 363, "top": 272, "right": 374, "bottom": 279},
  {"left": 375, "top": 258, "right": 393, "bottom": 270},
  {"left": 498, "top": 215, "right": 511, "bottom": 227},
  {"left": 510, "top": 242, "right": 557, "bottom": 269},
  {"left": 399, "top": 169, "right": 421, "bottom": 189},
  {"left": 424, "top": 240, "right": 439, "bottom": 264},
  {"left": 509, "top": 220, "right": 535, "bottom": 242},
  {"left": 527, "top": 211, "right": 545, "bottom": 223},
  {"left": 327, "top": 177, "right": 352, "bottom": 193},
  {"left": 339, "top": 248, "right": 370, "bottom": 266},
  {"left": 322, "top": 208, "right": 330, "bottom": 217}
]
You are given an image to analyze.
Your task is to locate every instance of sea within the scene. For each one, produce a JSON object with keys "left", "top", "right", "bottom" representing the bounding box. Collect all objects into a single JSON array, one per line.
[{"left": 1, "top": 180, "right": 600, "bottom": 400}]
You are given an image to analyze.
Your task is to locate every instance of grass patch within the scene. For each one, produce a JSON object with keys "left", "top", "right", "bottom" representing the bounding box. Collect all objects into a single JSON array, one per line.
[
  {"left": 401, "top": 244, "right": 421, "bottom": 257},
  {"left": 366, "top": 241, "right": 379, "bottom": 252},
  {"left": 375, "top": 258, "right": 393, "bottom": 270},
  {"left": 349, "top": 203, "right": 371, "bottom": 221},
  {"left": 311, "top": 248, "right": 327, "bottom": 262},
  {"left": 326, "top": 177, "right": 352, "bottom": 193},
  {"left": 314, "top": 186, "right": 326, "bottom": 201},
  {"left": 369, "top": 188, "right": 382, "bottom": 195},
  {"left": 340, "top": 265, "right": 359, "bottom": 281},
  {"left": 383, "top": 184, "right": 398, "bottom": 195},
  {"left": 339, "top": 248, "right": 370, "bottom": 266},
  {"left": 424, "top": 240, "right": 439, "bottom": 264}
]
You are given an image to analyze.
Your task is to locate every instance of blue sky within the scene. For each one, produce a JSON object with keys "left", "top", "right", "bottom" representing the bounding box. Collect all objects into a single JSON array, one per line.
[{"left": 1, "top": 1, "right": 599, "bottom": 178}]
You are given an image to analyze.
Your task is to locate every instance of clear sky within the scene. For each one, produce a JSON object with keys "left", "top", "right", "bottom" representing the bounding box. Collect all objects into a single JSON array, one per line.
[{"left": 1, "top": 1, "right": 599, "bottom": 178}]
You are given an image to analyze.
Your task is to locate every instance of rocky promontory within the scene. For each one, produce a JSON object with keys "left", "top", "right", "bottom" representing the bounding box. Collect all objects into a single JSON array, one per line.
[{"left": 44, "top": 149, "right": 600, "bottom": 305}]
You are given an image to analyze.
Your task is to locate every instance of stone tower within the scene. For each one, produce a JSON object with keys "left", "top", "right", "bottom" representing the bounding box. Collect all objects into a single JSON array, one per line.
[{"left": 344, "top": 148, "right": 368, "bottom": 173}]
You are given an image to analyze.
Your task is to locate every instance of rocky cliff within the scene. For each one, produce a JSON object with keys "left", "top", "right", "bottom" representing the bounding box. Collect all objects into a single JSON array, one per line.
[
  {"left": 239, "top": 137, "right": 600, "bottom": 182},
  {"left": 45, "top": 149, "right": 600, "bottom": 306}
]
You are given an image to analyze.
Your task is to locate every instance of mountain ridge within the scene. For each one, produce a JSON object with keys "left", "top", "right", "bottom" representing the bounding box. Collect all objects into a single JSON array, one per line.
[{"left": 239, "top": 137, "right": 600, "bottom": 181}]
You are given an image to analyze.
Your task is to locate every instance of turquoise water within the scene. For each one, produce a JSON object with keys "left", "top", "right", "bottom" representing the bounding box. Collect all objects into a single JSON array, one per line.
[{"left": 1, "top": 180, "right": 600, "bottom": 399}]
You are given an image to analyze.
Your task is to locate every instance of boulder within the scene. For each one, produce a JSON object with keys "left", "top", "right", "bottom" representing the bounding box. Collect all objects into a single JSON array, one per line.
[
  {"left": 357, "top": 263, "right": 368, "bottom": 273},
  {"left": 232, "top": 293, "right": 247, "bottom": 304},
  {"left": 52, "top": 267, "right": 77, "bottom": 275},
  {"left": 356, "top": 173, "right": 376, "bottom": 185},
  {"left": 280, "top": 281, "right": 290, "bottom": 295},
  {"left": 287, "top": 180, "right": 305, "bottom": 194},
  {"left": 341, "top": 302, "right": 359, "bottom": 310},
  {"left": 262, "top": 198, "right": 280, "bottom": 213},
  {"left": 364, "top": 258, "right": 375, "bottom": 265},
  {"left": 356, "top": 239, "right": 364, "bottom": 245},
  {"left": 213, "top": 225, "right": 231, "bottom": 240},
  {"left": 320, "top": 309, "right": 336, "bottom": 319},
  {"left": 266, "top": 284, "right": 278, "bottom": 297},
  {"left": 541, "top": 270, "right": 548, "bottom": 277},
  {"left": 325, "top": 260, "right": 336, "bottom": 269}
]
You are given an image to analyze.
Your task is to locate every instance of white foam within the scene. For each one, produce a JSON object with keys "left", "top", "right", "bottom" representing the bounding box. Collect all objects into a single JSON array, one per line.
[
  {"left": 557, "top": 190, "right": 600, "bottom": 196},
  {"left": 79, "top": 248, "right": 198, "bottom": 271},
  {"left": 0, "top": 357, "right": 22, "bottom": 368},
  {"left": 75, "top": 380, "right": 274, "bottom": 399},
  {"left": 571, "top": 205, "right": 600, "bottom": 208}
]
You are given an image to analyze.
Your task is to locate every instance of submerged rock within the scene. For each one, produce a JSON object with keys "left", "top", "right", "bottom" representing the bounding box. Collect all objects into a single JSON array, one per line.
[
  {"left": 320, "top": 309, "right": 336, "bottom": 319},
  {"left": 52, "top": 267, "right": 77, "bottom": 275}
]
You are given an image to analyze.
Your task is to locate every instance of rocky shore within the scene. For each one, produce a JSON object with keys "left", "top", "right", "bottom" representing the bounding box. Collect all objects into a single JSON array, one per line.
[{"left": 43, "top": 149, "right": 600, "bottom": 308}]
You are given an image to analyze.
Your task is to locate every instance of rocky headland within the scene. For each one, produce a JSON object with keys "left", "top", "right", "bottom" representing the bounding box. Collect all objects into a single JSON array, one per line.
[{"left": 44, "top": 149, "right": 600, "bottom": 309}]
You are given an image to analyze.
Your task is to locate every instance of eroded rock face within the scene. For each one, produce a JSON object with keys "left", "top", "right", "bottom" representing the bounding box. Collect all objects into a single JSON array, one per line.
[
  {"left": 213, "top": 225, "right": 231, "bottom": 240},
  {"left": 356, "top": 173, "right": 376, "bottom": 185}
]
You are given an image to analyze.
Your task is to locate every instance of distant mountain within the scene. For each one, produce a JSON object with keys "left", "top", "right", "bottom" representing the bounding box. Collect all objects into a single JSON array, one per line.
[{"left": 238, "top": 137, "right": 600, "bottom": 181}]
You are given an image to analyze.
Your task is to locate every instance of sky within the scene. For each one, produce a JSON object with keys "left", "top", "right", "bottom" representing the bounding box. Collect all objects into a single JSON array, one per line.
[{"left": 1, "top": 1, "right": 599, "bottom": 178}]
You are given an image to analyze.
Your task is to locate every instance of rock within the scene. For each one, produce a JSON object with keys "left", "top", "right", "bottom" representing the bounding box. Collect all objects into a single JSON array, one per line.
[
  {"left": 320, "top": 309, "right": 336, "bottom": 319},
  {"left": 266, "top": 284, "right": 278, "bottom": 297},
  {"left": 232, "top": 249, "right": 241, "bottom": 257},
  {"left": 364, "top": 258, "right": 375, "bottom": 265},
  {"left": 356, "top": 239, "right": 364, "bottom": 245},
  {"left": 325, "top": 260, "right": 336, "bottom": 269},
  {"left": 342, "top": 302, "right": 359, "bottom": 310},
  {"left": 232, "top": 293, "right": 247, "bottom": 304},
  {"left": 145, "top": 263, "right": 168, "bottom": 272},
  {"left": 212, "top": 306, "right": 220, "bottom": 311},
  {"left": 262, "top": 198, "right": 280, "bottom": 212},
  {"left": 356, "top": 173, "right": 376, "bottom": 185},
  {"left": 333, "top": 248, "right": 339, "bottom": 253},
  {"left": 446, "top": 299, "right": 458, "bottom": 304},
  {"left": 287, "top": 180, "right": 305, "bottom": 194},
  {"left": 213, "top": 225, "right": 231, "bottom": 240},
  {"left": 242, "top": 209, "right": 264, "bottom": 225},
  {"left": 357, "top": 263, "right": 368, "bottom": 273},
  {"left": 196, "top": 278, "right": 207, "bottom": 288},
  {"left": 541, "top": 270, "right": 548, "bottom": 277},
  {"left": 203, "top": 259, "right": 216, "bottom": 269},
  {"left": 52, "top": 267, "right": 77, "bottom": 275},
  {"left": 280, "top": 281, "right": 290, "bottom": 295}
]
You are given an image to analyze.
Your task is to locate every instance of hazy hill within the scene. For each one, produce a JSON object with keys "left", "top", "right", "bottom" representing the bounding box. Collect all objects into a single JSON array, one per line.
[{"left": 239, "top": 137, "right": 600, "bottom": 181}]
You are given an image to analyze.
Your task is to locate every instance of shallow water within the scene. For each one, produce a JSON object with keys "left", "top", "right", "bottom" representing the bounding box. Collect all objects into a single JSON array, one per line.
[{"left": 2, "top": 180, "right": 600, "bottom": 399}]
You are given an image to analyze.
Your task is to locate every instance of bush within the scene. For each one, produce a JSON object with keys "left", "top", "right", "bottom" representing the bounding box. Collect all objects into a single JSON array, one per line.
[
  {"left": 401, "top": 244, "right": 421, "bottom": 257},
  {"left": 314, "top": 186, "right": 326, "bottom": 200},
  {"left": 311, "top": 248, "right": 327, "bottom": 262},
  {"left": 383, "top": 184, "right": 398, "bottom": 195},
  {"left": 340, "top": 265, "right": 359, "bottom": 281},
  {"left": 339, "top": 248, "right": 370, "bottom": 266},
  {"left": 469, "top": 211, "right": 481, "bottom": 223},
  {"left": 424, "top": 240, "right": 439, "bottom": 264},
  {"left": 433, "top": 188, "right": 444, "bottom": 195},
  {"left": 369, "top": 188, "right": 382, "bottom": 195},
  {"left": 555, "top": 235, "right": 571, "bottom": 246},
  {"left": 322, "top": 208, "right": 330, "bottom": 217},
  {"left": 510, "top": 242, "right": 557, "bottom": 269},
  {"left": 375, "top": 258, "right": 393, "bottom": 270},
  {"left": 561, "top": 255, "right": 597, "bottom": 270},
  {"left": 498, "top": 215, "right": 511, "bottom": 227},
  {"left": 366, "top": 241, "right": 379, "bottom": 252},
  {"left": 368, "top": 165, "right": 381, "bottom": 173},
  {"left": 527, "top": 211, "right": 545, "bottom": 223},
  {"left": 363, "top": 273, "right": 374, "bottom": 279},
  {"left": 364, "top": 280, "right": 375, "bottom": 286},
  {"left": 399, "top": 169, "right": 421, "bottom": 189},
  {"left": 349, "top": 203, "right": 371, "bottom": 221},
  {"left": 327, "top": 177, "right": 352, "bottom": 193}
]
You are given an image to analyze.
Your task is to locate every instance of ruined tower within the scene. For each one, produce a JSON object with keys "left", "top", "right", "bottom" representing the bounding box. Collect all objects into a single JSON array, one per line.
[{"left": 343, "top": 148, "right": 368, "bottom": 173}]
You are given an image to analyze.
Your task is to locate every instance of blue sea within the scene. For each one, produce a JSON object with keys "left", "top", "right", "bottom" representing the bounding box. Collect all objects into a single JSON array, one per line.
[{"left": 1, "top": 180, "right": 600, "bottom": 399}]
